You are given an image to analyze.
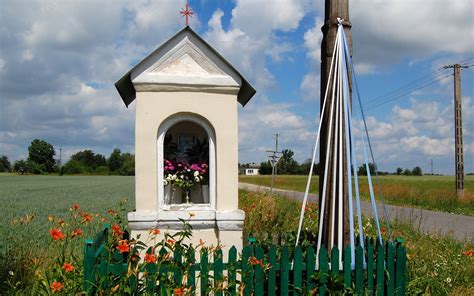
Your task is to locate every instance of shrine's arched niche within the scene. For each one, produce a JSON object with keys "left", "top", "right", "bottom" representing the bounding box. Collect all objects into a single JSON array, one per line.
[{"left": 157, "top": 113, "right": 215, "bottom": 211}]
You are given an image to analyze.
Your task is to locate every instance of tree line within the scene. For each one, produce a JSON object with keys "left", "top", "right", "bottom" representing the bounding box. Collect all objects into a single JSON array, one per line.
[
  {"left": 241, "top": 149, "right": 424, "bottom": 176},
  {"left": 0, "top": 139, "right": 134, "bottom": 176}
]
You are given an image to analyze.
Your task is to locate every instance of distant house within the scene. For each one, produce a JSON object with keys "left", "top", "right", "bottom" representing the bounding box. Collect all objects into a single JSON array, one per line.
[{"left": 239, "top": 163, "right": 260, "bottom": 175}]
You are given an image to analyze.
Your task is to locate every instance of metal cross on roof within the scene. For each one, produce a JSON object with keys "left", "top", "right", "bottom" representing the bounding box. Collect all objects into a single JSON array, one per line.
[{"left": 180, "top": 0, "right": 194, "bottom": 27}]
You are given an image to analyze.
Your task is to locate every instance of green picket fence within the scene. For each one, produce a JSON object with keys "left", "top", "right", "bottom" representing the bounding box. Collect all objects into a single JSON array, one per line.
[{"left": 84, "top": 227, "right": 406, "bottom": 295}]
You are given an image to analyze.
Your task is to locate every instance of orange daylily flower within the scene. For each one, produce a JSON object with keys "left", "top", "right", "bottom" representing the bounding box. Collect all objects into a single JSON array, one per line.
[
  {"left": 144, "top": 253, "right": 157, "bottom": 264},
  {"left": 116, "top": 240, "right": 130, "bottom": 253},
  {"left": 248, "top": 256, "right": 263, "bottom": 266},
  {"left": 150, "top": 229, "right": 161, "bottom": 235},
  {"left": 71, "top": 204, "right": 80, "bottom": 211},
  {"left": 49, "top": 229, "right": 65, "bottom": 240},
  {"left": 71, "top": 229, "right": 83, "bottom": 238},
  {"left": 81, "top": 213, "right": 93, "bottom": 223},
  {"left": 112, "top": 224, "right": 122, "bottom": 236},
  {"left": 50, "top": 281, "right": 63, "bottom": 293},
  {"left": 107, "top": 209, "right": 117, "bottom": 215},
  {"left": 62, "top": 263, "right": 75, "bottom": 272},
  {"left": 167, "top": 239, "right": 175, "bottom": 245},
  {"left": 462, "top": 249, "right": 473, "bottom": 257},
  {"left": 174, "top": 287, "right": 185, "bottom": 295}
]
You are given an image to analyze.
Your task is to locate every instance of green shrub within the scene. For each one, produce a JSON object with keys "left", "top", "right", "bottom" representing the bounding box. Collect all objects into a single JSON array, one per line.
[
  {"left": 93, "top": 166, "right": 109, "bottom": 175},
  {"left": 61, "top": 160, "right": 86, "bottom": 175}
]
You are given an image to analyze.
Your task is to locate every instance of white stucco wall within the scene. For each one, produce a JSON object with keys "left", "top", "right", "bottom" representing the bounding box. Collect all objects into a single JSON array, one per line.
[{"left": 134, "top": 91, "right": 239, "bottom": 212}]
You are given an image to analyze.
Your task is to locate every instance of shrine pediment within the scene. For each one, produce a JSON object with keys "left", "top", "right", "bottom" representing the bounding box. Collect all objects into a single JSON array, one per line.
[{"left": 115, "top": 27, "right": 256, "bottom": 107}]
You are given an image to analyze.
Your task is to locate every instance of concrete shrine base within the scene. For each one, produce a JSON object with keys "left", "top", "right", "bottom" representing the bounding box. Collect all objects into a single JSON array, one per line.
[{"left": 128, "top": 209, "right": 245, "bottom": 255}]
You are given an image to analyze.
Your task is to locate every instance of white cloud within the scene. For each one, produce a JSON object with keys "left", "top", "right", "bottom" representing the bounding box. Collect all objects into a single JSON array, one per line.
[
  {"left": 351, "top": 0, "right": 474, "bottom": 68},
  {"left": 300, "top": 17, "right": 323, "bottom": 101},
  {"left": 300, "top": 72, "right": 320, "bottom": 101},
  {"left": 304, "top": 17, "right": 324, "bottom": 62}
]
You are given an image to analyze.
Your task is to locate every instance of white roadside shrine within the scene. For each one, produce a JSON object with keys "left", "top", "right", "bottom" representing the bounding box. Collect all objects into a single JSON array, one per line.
[{"left": 115, "top": 26, "right": 256, "bottom": 251}]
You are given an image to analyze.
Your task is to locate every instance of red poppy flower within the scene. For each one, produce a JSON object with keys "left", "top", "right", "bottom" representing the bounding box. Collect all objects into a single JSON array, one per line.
[
  {"left": 62, "top": 263, "right": 75, "bottom": 272},
  {"left": 144, "top": 253, "right": 157, "bottom": 263},
  {"left": 49, "top": 229, "right": 65, "bottom": 240},
  {"left": 116, "top": 240, "right": 129, "bottom": 253},
  {"left": 50, "top": 281, "right": 63, "bottom": 293},
  {"left": 107, "top": 209, "right": 116, "bottom": 215},
  {"left": 71, "top": 204, "right": 80, "bottom": 211},
  {"left": 71, "top": 229, "right": 83, "bottom": 238},
  {"left": 112, "top": 224, "right": 122, "bottom": 236}
]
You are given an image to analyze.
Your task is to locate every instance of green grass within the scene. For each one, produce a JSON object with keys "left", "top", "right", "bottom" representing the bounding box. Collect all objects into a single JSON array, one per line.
[
  {"left": 239, "top": 175, "right": 474, "bottom": 216},
  {"left": 0, "top": 175, "right": 135, "bottom": 250}
]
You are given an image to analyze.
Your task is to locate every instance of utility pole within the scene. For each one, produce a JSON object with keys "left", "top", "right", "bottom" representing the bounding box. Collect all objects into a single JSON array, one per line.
[
  {"left": 266, "top": 133, "right": 282, "bottom": 192},
  {"left": 444, "top": 64, "right": 468, "bottom": 198},
  {"left": 319, "top": 0, "right": 352, "bottom": 249},
  {"left": 430, "top": 159, "right": 433, "bottom": 175}
]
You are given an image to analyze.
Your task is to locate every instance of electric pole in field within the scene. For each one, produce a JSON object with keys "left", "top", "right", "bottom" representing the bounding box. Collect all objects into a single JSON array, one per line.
[
  {"left": 266, "top": 133, "right": 282, "bottom": 192},
  {"left": 319, "top": 0, "right": 352, "bottom": 249},
  {"left": 444, "top": 64, "right": 468, "bottom": 198},
  {"left": 431, "top": 159, "right": 433, "bottom": 175}
]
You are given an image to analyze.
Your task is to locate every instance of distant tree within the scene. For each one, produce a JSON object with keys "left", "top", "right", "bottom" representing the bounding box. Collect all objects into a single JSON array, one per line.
[
  {"left": 62, "top": 159, "right": 86, "bottom": 175},
  {"left": 412, "top": 166, "right": 423, "bottom": 176},
  {"left": 13, "top": 159, "right": 28, "bottom": 174},
  {"left": 298, "top": 158, "right": 320, "bottom": 175},
  {"left": 108, "top": 148, "right": 123, "bottom": 173},
  {"left": 403, "top": 169, "right": 412, "bottom": 176},
  {"left": 278, "top": 149, "right": 299, "bottom": 175},
  {"left": 396, "top": 167, "right": 403, "bottom": 175},
  {"left": 28, "top": 139, "right": 55, "bottom": 173},
  {"left": 0, "top": 155, "right": 11, "bottom": 172},
  {"left": 258, "top": 161, "right": 272, "bottom": 175},
  {"left": 119, "top": 153, "right": 135, "bottom": 176},
  {"left": 70, "top": 150, "right": 106, "bottom": 172},
  {"left": 358, "top": 163, "right": 376, "bottom": 176}
]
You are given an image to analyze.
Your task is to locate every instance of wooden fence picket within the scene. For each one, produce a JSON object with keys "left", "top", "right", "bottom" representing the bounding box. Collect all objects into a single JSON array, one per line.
[
  {"left": 242, "top": 245, "right": 253, "bottom": 295},
  {"left": 254, "top": 245, "right": 264, "bottom": 296},
  {"left": 280, "top": 246, "right": 290, "bottom": 295},
  {"left": 227, "top": 246, "right": 238, "bottom": 296},
  {"left": 355, "top": 245, "right": 364, "bottom": 294},
  {"left": 200, "top": 248, "right": 209, "bottom": 295},
  {"left": 293, "top": 246, "right": 303, "bottom": 295},
  {"left": 306, "top": 246, "right": 316, "bottom": 293},
  {"left": 267, "top": 245, "right": 277, "bottom": 296},
  {"left": 186, "top": 247, "right": 196, "bottom": 292},
  {"left": 387, "top": 242, "right": 395, "bottom": 295},
  {"left": 376, "top": 243, "right": 385, "bottom": 295},
  {"left": 318, "top": 246, "right": 328, "bottom": 295},
  {"left": 343, "top": 246, "right": 351, "bottom": 288},
  {"left": 367, "top": 238, "right": 374, "bottom": 294},
  {"left": 213, "top": 248, "right": 224, "bottom": 296},
  {"left": 395, "top": 244, "right": 406, "bottom": 295}
]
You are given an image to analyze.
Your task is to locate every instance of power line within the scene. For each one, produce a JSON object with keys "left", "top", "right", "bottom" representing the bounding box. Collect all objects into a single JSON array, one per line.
[{"left": 352, "top": 60, "right": 471, "bottom": 113}]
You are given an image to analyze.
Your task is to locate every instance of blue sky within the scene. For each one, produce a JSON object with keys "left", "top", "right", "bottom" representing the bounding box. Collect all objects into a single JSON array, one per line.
[{"left": 0, "top": 0, "right": 473, "bottom": 175}]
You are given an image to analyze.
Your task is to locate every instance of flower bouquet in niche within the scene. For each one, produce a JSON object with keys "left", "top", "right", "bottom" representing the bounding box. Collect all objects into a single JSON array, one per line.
[{"left": 163, "top": 160, "right": 207, "bottom": 204}]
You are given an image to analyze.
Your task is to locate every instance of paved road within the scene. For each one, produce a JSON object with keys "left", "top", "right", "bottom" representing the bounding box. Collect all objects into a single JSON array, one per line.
[{"left": 239, "top": 182, "right": 474, "bottom": 242}]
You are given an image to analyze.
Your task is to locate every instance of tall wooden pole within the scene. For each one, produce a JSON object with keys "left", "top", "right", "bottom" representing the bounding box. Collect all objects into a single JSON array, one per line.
[
  {"left": 319, "top": 0, "right": 352, "bottom": 249},
  {"left": 453, "top": 64, "right": 465, "bottom": 198},
  {"left": 444, "top": 63, "right": 467, "bottom": 198}
]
